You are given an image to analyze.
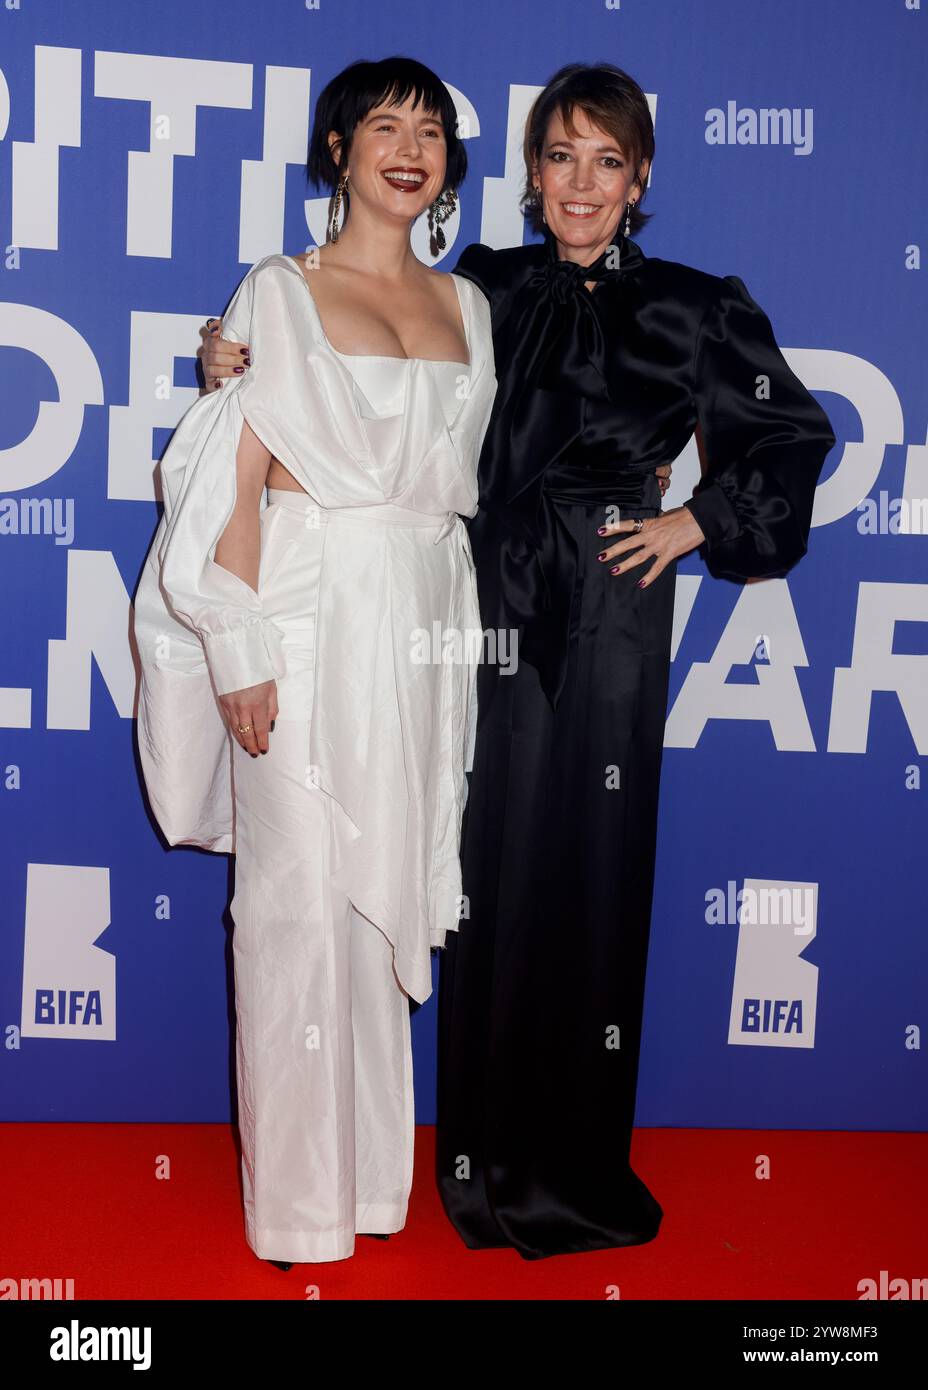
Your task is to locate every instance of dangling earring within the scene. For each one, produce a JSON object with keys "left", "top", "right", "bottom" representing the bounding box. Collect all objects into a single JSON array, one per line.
[
  {"left": 624, "top": 199, "right": 635, "bottom": 237},
  {"left": 329, "top": 174, "right": 349, "bottom": 243},
  {"left": 529, "top": 186, "right": 546, "bottom": 226},
  {"left": 427, "top": 186, "right": 457, "bottom": 257}
]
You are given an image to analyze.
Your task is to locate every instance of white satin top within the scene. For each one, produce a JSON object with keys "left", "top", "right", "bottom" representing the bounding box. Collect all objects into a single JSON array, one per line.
[
  {"left": 331, "top": 349, "right": 467, "bottom": 456},
  {"left": 133, "top": 253, "right": 498, "bottom": 1004}
]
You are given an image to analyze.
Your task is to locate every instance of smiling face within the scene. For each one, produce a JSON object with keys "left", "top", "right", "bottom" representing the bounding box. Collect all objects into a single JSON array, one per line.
[
  {"left": 533, "top": 106, "right": 649, "bottom": 264},
  {"left": 330, "top": 92, "right": 448, "bottom": 230}
]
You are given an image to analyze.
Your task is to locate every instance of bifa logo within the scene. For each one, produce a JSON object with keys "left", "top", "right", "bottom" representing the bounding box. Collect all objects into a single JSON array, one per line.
[
  {"left": 727, "top": 878, "right": 819, "bottom": 1049},
  {"left": 19, "top": 865, "right": 115, "bottom": 1041}
]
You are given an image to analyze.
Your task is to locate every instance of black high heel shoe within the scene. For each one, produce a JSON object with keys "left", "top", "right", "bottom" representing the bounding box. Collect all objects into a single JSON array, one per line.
[{"left": 266, "top": 1236, "right": 387, "bottom": 1267}]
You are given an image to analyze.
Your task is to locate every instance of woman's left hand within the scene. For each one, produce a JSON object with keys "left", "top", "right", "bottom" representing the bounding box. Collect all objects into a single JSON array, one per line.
[{"left": 596, "top": 505, "right": 706, "bottom": 588}]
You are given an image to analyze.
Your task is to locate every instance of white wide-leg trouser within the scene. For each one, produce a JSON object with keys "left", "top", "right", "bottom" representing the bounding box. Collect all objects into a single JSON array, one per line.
[{"left": 229, "top": 488, "right": 414, "bottom": 1264}]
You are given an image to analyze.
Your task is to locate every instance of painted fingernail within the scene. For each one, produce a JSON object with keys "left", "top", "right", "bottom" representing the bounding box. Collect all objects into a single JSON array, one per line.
[
  {"left": 597, "top": 526, "right": 607, "bottom": 535},
  {"left": 611, "top": 565, "right": 620, "bottom": 574},
  {"left": 233, "top": 365, "right": 244, "bottom": 373},
  {"left": 597, "top": 551, "right": 608, "bottom": 561},
  {"left": 240, "top": 347, "right": 249, "bottom": 355},
  {"left": 243, "top": 357, "right": 251, "bottom": 365},
  {"left": 638, "top": 579, "right": 646, "bottom": 587},
  {"left": 270, "top": 720, "right": 275, "bottom": 731}
]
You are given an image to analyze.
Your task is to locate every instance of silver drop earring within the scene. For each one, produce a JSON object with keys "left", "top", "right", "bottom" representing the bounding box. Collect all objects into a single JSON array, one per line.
[
  {"left": 427, "top": 187, "right": 457, "bottom": 258},
  {"left": 329, "top": 174, "right": 349, "bottom": 243}
]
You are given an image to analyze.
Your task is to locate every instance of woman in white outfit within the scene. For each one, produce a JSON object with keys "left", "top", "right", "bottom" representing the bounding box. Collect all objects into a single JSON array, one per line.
[{"left": 133, "top": 58, "right": 497, "bottom": 1266}]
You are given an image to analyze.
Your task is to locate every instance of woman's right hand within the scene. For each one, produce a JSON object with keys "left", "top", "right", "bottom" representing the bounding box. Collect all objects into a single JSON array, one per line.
[
  {"left": 199, "top": 318, "right": 251, "bottom": 390},
  {"left": 219, "top": 679, "right": 278, "bottom": 756}
]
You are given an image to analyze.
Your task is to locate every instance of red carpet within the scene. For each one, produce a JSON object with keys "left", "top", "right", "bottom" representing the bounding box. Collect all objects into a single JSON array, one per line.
[{"left": 1, "top": 1124, "right": 923, "bottom": 1299}]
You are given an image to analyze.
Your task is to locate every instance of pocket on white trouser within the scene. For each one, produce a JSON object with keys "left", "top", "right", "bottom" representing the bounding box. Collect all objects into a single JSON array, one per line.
[
  {"left": 257, "top": 502, "right": 300, "bottom": 593},
  {"left": 257, "top": 505, "right": 323, "bottom": 722}
]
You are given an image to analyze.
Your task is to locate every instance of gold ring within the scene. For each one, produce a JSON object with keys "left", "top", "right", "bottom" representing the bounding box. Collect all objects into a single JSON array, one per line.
[{"left": 237, "top": 724, "right": 253, "bottom": 734}]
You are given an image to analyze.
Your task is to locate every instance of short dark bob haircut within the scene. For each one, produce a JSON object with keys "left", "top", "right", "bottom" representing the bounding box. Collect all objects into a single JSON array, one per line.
[
  {"left": 307, "top": 56, "right": 467, "bottom": 197},
  {"left": 522, "top": 63, "right": 655, "bottom": 238}
]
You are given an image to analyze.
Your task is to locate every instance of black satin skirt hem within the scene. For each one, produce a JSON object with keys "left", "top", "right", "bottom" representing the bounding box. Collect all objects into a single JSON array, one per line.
[{"left": 435, "top": 1171, "right": 664, "bottom": 1261}]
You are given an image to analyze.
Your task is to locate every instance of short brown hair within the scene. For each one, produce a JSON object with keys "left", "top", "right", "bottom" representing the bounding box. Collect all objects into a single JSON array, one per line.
[{"left": 522, "top": 63, "right": 655, "bottom": 237}]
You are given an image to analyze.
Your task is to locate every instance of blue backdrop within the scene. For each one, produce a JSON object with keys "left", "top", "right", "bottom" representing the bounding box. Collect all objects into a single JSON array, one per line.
[{"left": 2, "top": 0, "right": 925, "bottom": 1131}]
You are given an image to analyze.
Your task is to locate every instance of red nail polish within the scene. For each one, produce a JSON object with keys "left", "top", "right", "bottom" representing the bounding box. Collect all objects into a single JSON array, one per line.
[
  {"left": 611, "top": 565, "right": 620, "bottom": 574},
  {"left": 240, "top": 347, "right": 249, "bottom": 355},
  {"left": 597, "top": 551, "right": 607, "bottom": 561},
  {"left": 597, "top": 527, "right": 606, "bottom": 535},
  {"left": 638, "top": 579, "right": 646, "bottom": 587},
  {"left": 234, "top": 365, "right": 244, "bottom": 373}
]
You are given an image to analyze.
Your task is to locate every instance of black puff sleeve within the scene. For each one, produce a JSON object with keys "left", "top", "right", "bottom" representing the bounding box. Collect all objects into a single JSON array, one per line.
[
  {"left": 453, "top": 242, "right": 498, "bottom": 301},
  {"left": 453, "top": 241, "right": 526, "bottom": 325},
  {"left": 683, "top": 274, "right": 836, "bottom": 580}
]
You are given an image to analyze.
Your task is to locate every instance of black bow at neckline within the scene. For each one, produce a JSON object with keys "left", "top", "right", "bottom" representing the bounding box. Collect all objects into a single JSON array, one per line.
[{"left": 540, "top": 219, "right": 644, "bottom": 299}]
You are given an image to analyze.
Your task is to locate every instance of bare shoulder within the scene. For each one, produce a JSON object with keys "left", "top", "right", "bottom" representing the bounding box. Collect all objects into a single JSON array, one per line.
[
  {"left": 424, "top": 263, "right": 466, "bottom": 305},
  {"left": 283, "top": 250, "right": 363, "bottom": 302},
  {"left": 423, "top": 266, "right": 476, "bottom": 334},
  {"left": 279, "top": 249, "right": 323, "bottom": 282}
]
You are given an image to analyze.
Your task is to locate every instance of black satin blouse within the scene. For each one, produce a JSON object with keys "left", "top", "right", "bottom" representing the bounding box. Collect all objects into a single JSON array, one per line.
[{"left": 454, "top": 226, "right": 837, "bottom": 709}]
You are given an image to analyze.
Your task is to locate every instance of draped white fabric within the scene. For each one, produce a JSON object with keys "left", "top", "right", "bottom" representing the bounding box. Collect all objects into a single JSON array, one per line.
[{"left": 134, "top": 253, "right": 497, "bottom": 1002}]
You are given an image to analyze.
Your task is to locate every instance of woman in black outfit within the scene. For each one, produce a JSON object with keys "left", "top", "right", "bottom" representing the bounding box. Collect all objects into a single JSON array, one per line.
[{"left": 435, "top": 63, "right": 836, "bottom": 1260}]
